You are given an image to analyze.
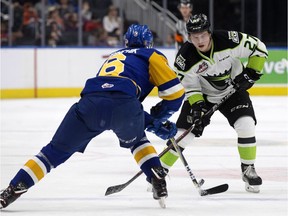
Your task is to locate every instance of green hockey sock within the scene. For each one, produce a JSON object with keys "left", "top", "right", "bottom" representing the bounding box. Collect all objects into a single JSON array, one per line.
[
  {"left": 238, "top": 145, "right": 256, "bottom": 164},
  {"left": 160, "top": 149, "right": 179, "bottom": 169}
]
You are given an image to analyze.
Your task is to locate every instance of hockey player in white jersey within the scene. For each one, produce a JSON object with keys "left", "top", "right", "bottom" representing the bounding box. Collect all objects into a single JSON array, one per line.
[{"left": 161, "top": 14, "right": 268, "bottom": 193}]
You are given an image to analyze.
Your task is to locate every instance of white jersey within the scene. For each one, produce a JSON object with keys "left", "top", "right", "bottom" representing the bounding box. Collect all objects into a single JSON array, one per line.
[{"left": 174, "top": 30, "right": 268, "bottom": 104}]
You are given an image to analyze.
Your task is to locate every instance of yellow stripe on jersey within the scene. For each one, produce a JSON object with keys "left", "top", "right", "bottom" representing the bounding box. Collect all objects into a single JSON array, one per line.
[
  {"left": 148, "top": 52, "right": 177, "bottom": 86},
  {"left": 132, "top": 143, "right": 158, "bottom": 167},
  {"left": 23, "top": 157, "right": 47, "bottom": 183},
  {"left": 158, "top": 83, "right": 185, "bottom": 100}
]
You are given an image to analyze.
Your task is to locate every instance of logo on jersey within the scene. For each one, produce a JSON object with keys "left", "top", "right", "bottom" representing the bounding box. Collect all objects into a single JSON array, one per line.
[
  {"left": 196, "top": 62, "right": 208, "bottom": 74},
  {"left": 202, "top": 67, "right": 232, "bottom": 90},
  {"left": 219, "top": 55, "right": 230, "bottom": 62},
  {"left": 133, "top": 31, "right": 139, "bottom": 37},
  {"left": 228, "top": 31, "right": 239, "bottom": 43},
  {"left": 101, "top": 83, "right": 114, "bottom": 89},
  {"left": 175, "top": 54, "right": 186, "bottom": 70},
  {"left": 119, "top": 136, "right": 137, "bottom": 144}
]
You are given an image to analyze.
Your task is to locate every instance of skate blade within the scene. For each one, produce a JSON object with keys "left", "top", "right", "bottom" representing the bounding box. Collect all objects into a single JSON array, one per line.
[
  {"left": 245, "top": 183, "right": 260, "bottom": 193},
  {"left": 158, "top": 197, "right": 166, "bottom": 209}
]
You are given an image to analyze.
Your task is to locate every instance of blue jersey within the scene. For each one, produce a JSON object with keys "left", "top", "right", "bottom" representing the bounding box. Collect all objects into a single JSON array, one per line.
[{"left": 81, "top": 47, "right": 185, "bottom": 112}]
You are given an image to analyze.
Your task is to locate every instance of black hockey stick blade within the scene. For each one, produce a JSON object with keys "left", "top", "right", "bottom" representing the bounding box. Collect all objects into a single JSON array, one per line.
[
  {"left": 105, "top": 170, "right": 143, "bottom": 196},
  {"left": 200, "top": 183, "right": 229, "bottom": 196},
  {"left": 105, "top": 184, "right": 127, "bottom": 196}
]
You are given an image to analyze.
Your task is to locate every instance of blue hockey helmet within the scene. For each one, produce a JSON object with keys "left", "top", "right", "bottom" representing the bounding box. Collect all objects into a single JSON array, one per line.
[{"left": 124, "top": 24, "right": 153, "bottom": 48}]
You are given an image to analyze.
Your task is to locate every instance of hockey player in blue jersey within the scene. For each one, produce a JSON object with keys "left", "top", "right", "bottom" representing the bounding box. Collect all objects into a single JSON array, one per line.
[{"left": 0, "top": 24, "right": 185, "bottom": 209}]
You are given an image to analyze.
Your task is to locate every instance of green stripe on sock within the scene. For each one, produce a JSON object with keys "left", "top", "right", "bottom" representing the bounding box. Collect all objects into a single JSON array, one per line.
[
  {"left": 160, "top": 151, "right": 179, "bottom": 168},
  {"left": 238, "top": 146, "right": 256, "bottom": 161}
]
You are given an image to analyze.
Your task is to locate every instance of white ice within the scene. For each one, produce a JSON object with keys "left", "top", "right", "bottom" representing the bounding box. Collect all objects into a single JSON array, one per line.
[{"left": 0, "top": 96, "right": 287, "bottom": 216}]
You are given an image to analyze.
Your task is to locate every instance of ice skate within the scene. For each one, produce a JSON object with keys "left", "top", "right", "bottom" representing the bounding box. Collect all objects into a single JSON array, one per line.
[
  {"left": 151, "top": 167, "right": 168, "bottom": 208},
  {"left": 241, "top": 164, "right": 262, "bottom": 193},
  {"left": 147, "top": 167, "right": 168, "bottom": 193},
  {"left": 0, "top": 182, "right": 28, "bottom": 209}
]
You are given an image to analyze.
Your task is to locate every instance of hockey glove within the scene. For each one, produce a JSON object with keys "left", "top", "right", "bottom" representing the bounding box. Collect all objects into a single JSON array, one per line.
[
  {"left": 146, "top": 120, "right": 177, "bottom": 140},
  {"left": 150, "top": 101, "right": 175, "bottom": 122},
  {"left": 233, "top": 68, "right": 262, "bottom": 91},
  {"left": 187, "top": 101, "right": 210, "bottom": 137}
]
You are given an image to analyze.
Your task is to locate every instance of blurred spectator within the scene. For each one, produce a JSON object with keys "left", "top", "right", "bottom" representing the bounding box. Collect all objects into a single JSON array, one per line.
[
  {"left": 87, "top": 27, "right": 109, "bottom": 47},
  {"left": 22, "top": 2, "right": 39, "bottom": 39},
  {"left": 56, "top": 0, "right": 78, "bottom": 45},
  {"left": 94, "top": 28, "right": 109, "bottom": 46},
  {"left": 88, "top": 0, "right": 112, "bottom": 20},
  {"left": 46, "top": 7, "right": 64, "bottom": 45},
  {"left": 81, "top": 1, "right": 92, "bottom": 23},
  {"left": 1, "top": 20, "right": 8, "bottom": 46},
  {"left": 58, "top": 0, "right": 75, "bottom": 20},
  {"left": 102, "top": 5, "right": 121, "bottom": 46},
  {"left": 64, "top": 12, "right": 78, "bottom": 31},
  {"left": 81, "top": 1, "right": 106, "bottom": 47},
  {"left": 47, "top": 7, "right": 64, "bottom": 30},
  {"left": 1, "top": 0, "right": 23, "bottom": 46},
  {"left": 84, "top": 13, "right": 102, "bottom": 32},
  {"left": 81, "top": 0, "right": 101, "bottom": 39},
  {"left": 12, "top": 1, "right": 24, "bottom": 39},
  {"left": 35, "top": 0, "right": 57, "bottom": 18},
  {"left": 47, "top": 21, "right": 63, "bottom": 46}
]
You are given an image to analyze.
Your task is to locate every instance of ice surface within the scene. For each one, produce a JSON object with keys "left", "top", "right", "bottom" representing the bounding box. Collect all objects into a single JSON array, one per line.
[{"left": 1, "top": 96, "right": 287, "bottom": 216}]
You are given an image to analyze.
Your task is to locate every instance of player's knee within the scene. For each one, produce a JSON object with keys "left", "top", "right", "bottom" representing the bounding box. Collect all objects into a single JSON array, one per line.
[{"left": 234, "top": 116, "right": 255, "bottom": 138}]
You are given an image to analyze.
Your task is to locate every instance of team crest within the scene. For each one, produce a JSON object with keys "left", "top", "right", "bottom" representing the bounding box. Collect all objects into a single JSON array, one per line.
[
  {"left": 175, "top": 54, "right": 186, "bottom": 70},
  {"left": 196, "top": 61, "right": 208, "bottom": 74},
  {"left": 228, "top": 31, "right": 239, "bottom": 43}
]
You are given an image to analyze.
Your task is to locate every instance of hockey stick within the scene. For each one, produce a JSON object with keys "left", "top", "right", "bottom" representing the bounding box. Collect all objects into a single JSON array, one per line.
[
  {"left": 105, "top": 131, "right": 191, "bottom": 196},
  {"left": 169, "top": 137, "right": 228, "bottom": 196},
  {"left": 105, "top": 88, "right": 236, "bottom": 196}
]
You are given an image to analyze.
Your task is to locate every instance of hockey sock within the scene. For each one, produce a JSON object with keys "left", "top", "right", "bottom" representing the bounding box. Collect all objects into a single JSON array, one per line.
[
  {"left": 238, "top": 137, "right": 256, "bottom": 165},
  {"left": 234, "top": 117, "right": 257, "bottom": 165},
  {"left": 10, "top": 155, "right": 50, "bottom": 188},
  {"left": 160, "top": 129, "right": 195, "bottom": 169},
  {"left": 160, "top": 149, "right": 179, "bottom": 169},
  {"left": 131, "top": 138, "right": 161, "bottom": 181},
  {"left": 10, "top": 144, "right": 73, "bottom": 188}
]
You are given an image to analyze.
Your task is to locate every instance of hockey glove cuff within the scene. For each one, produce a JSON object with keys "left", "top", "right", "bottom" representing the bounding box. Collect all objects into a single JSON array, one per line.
[
  {"left": 146, "top": 120, "right": 177, "bottom": 140},
  {"left": 187, "top": 101, "right": 210, "bottom": 137},
  {"left": 233, "top": 68, "right": 262, "bottom": 91},
  {"left": 150, "top": 101, "right": 175, "bottom": 122}
]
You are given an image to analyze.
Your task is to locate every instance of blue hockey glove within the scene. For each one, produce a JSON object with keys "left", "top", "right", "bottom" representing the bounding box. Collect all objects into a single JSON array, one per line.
[
  {"left": 187, "top": 100, "right": 210, "bottom": 137},
  {"left": 233, "top": 68, "right": 262, "bottom": 91},
  {"left": 150, "top": 101, "right": 175, "bottom": 122},
  {"left": 146, "top": 120, "right": 177, "bottom": 140}
]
